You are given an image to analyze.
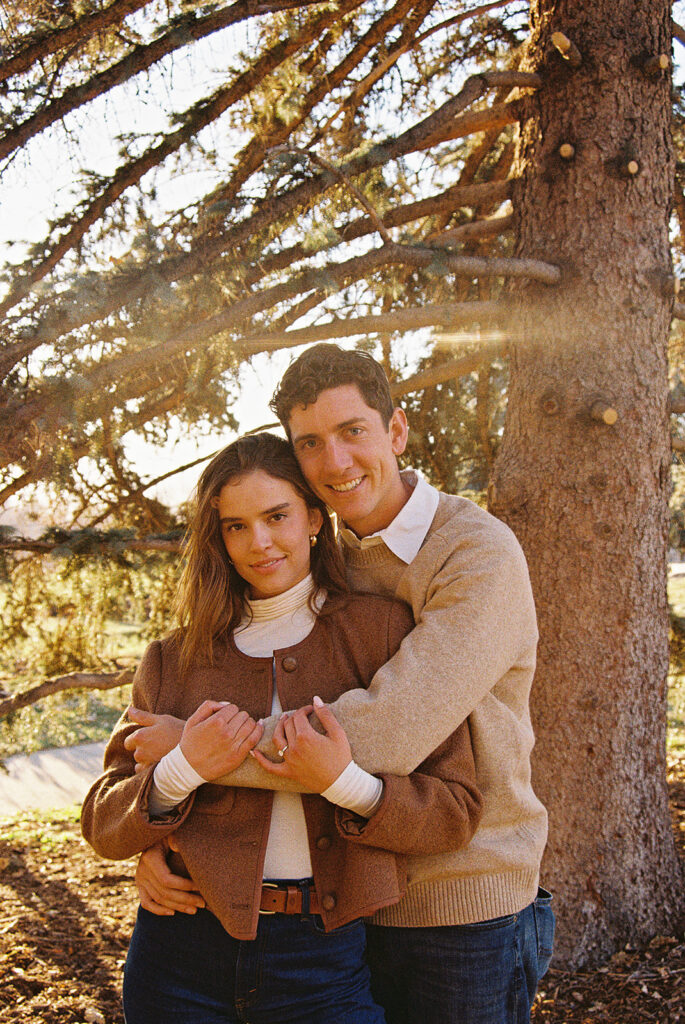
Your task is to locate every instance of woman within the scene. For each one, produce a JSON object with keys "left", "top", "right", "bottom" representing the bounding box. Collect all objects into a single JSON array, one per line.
[{"left": 81, "top": 432, "right": 482, "bottom": 1024}]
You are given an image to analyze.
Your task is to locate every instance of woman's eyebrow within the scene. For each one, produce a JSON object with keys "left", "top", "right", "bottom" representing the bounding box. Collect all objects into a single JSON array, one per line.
[{"left": 219, "top": 502, "right": 291, "bottom": 523}]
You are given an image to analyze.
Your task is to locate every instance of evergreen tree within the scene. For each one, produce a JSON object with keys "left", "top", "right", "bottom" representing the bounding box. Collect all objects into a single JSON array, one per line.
[{"left": 1, "top": 0, "right": 683, "bottom": 964}]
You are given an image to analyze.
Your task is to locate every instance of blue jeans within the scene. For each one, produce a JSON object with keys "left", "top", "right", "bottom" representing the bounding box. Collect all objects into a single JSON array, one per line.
[
  {"left": 365, "top": 888, "right": 555, "bottom": 1024},
  {"left": 123, "top": 905, "right": 386, "bottom": 1023}
]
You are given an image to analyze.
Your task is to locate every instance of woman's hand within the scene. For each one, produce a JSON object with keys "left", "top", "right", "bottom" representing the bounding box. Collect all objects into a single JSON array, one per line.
[
  {"left": 124, "top": 708, "right": 185, "bottom": 772},
  {"left": 252, "top": 697, "right": 352, "bottom": 792},
  {"left": 180, "top": 700, "right": 263, "bottom": 780}
]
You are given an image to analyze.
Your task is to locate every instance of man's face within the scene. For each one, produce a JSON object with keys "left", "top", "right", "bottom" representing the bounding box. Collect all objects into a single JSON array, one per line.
[{"left": 288, "top": 384, "right": 409, "bottom": 538}]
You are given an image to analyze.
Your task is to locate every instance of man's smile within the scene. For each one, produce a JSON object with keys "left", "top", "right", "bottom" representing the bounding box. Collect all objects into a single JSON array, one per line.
[{"left": 329, "top": 476, "right": 364, "bottom": 493}]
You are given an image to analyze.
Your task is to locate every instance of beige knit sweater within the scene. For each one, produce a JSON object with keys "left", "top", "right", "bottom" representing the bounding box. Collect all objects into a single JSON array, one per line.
[{"left": 221, "top": 490, "right": 547, "bottom": 927}]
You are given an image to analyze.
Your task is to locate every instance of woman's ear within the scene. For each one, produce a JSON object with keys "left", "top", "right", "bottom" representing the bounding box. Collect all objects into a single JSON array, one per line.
[{"left": 308, "top": 507, "right": 324, "bottom": 536}]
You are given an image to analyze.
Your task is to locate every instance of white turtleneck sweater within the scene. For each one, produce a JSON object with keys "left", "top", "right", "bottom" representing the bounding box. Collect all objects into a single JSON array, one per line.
[{"left": 149, "top": 575, "right": 383, "bottom": 880}]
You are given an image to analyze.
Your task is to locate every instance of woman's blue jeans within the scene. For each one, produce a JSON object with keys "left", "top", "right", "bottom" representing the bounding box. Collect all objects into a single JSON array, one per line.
[
  {"left": 123, "top": 905, "right": 386, "bottom": 1024},
  {"left": 365, "top": 887, "right": 555, "bottom": 1024}
]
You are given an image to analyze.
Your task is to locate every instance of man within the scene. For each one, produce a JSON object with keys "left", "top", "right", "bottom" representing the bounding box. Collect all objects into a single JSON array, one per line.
[{"left": 130, "top": 344, "right": 553, "bottom": 1023}]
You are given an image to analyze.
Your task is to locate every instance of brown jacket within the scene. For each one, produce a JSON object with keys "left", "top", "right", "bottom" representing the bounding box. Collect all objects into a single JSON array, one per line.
[{"left": 81, "top": 594, "right": 482, "bottom": 939}]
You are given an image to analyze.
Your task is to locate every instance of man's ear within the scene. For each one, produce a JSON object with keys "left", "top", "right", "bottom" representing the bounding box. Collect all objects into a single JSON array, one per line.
[{"left": 389, "top": 407, "right": 409, "bottom": 456}]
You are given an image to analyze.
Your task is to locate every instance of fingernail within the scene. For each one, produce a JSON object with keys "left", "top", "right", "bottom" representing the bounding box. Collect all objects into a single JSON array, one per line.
[
  {"left": 249, "top": 750, "right": 256, "bottom": 758},
  {"left": 313, "top": 695, "right": 323, "bottom": 707}
]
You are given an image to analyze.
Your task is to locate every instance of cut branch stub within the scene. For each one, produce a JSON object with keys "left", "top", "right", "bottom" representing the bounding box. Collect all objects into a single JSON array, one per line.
[
  {"left": 673, "top": 301, "right": 685, "bottom": 320},
  {"left": 551, "top": 31, "right": 582, "bottom": 68},
  {"left": 648, "top": 269, "right": 679, "bottom": 298},
  {"left": 558, "top": 142, "right": 576, "bottom": 160},
  {"left": 540, "top": 390, "right": 563, "bottom": 416},
  {"left": 642, "top": 54, "right": 670, "bottom": 76},
  {"left": 589, "top": 400, "right": 618, "bottom": 425},
  {"left": 669, "top": 394, "right": 685, "bottom": 415},
  {"left": 616, "top": 153, "right": 640, "bottom": 178}
]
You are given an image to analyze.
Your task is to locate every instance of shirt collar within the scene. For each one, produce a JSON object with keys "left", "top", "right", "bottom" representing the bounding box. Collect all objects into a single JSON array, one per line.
[{"left": 339, "top": 468, "right": 439, "bottom": 563}]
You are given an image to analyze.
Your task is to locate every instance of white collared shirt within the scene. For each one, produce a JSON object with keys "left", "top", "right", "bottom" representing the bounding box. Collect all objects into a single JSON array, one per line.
[{"left": 338, "top": 468, "right": 440, "bottom": 563}]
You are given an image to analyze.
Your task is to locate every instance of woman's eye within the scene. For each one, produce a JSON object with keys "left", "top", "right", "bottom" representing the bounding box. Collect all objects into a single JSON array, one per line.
[{"left": 270, "top": 513, "right": 286, "bottom": 522}]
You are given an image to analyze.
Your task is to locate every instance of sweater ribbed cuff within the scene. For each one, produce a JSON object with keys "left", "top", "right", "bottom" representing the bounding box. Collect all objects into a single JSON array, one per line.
[
  {"left": 321, "top": 760, "right": 384, "bottom": 817},
  {"left": 150, "top": 744, "right": 207, "bottom": 817}
]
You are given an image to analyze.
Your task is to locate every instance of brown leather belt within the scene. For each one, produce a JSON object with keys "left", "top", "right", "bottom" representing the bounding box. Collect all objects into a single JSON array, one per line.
[{"left": 259, "top": 883, "right": 321, "bottom": 915}]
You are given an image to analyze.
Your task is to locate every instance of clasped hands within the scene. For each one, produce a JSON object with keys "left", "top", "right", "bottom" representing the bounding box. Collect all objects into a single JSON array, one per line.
[{"left": 124, "top": 696, "right": 352, "bottom": 792}]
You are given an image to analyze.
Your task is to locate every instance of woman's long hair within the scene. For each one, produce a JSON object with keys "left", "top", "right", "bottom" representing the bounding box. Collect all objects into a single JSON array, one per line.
[{"left": 175, "top": 432, "right": 347, "bottom": 674}]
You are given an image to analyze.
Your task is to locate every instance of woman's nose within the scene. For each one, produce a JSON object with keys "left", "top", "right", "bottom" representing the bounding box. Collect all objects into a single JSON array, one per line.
[{"left": 249, "top": 523, "right": 272, "bottom": 551}]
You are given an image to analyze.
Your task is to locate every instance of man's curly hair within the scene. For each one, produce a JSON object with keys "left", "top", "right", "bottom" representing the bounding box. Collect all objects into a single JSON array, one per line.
[{"left": 270, "top": 344, "right": 394, "bottom": 436}]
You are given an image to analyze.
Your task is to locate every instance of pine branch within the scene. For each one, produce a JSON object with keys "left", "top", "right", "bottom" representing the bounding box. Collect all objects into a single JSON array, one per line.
[
  {"left": 315, "top": 0, "right": 511, "bottom": 140},
  {"left": 389, "top": 344, "right": 506, "bottom": 399},
  {"left": 0, "top": 2, "right": 346, "bottom": 319},
  {"left": 276, "top": 146, "right": 393, "bottom": 243},
  {"left": 231, "top": 300, "right": 507, "bottom": 351},
  {"left": 0, "top": 669, "right": 135, "bottom": 718},
  {"left": 192, "top": 0, "right": 416, "bottom": 213},
  {"left": 51, "top": 246, "right": 549, "bottom": 392},
  {"left": 0, "top": 238, "right": 550, "bottom": 469},
  {"left": 431, "top": 213, "right": 514, "bottom": 245},
  {"left": 0, "top": 0, "right": 335, "bottom": 162},
  {"left": 87, "top": 449, "right": 219, "bottom": 528},
  {"left": 311, "top": 0, "right": 440, "bottom": 141},
  {"left": 6, "top": 180, "right": 511, "bottom": 375},
  {"left": 0, "top": 0, "right": 150, "bottom": 85},
  {"left": 2, "top": 82, "right": 520, "bottom": 380},
  {"left": 0, "top": 532, "right": 182, "bottom": 555}
]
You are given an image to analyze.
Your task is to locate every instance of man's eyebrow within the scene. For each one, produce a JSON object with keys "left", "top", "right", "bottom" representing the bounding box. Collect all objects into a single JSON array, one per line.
[
  {"left": 292, "top": 417, "right": 368, "bottom": 443},
  {"left": 220, "top": 501, "right": 291, "bottom": 523}
]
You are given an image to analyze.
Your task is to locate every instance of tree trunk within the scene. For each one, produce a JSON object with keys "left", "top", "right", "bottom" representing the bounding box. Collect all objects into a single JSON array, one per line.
[{"left": 490, "top": 0, "right": 685, "bottom": 966}]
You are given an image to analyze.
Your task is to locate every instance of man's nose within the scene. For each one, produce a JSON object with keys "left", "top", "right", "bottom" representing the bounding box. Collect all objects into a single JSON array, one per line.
[{"left": 322, "top": 439, "right": 352, "bottom": 474}]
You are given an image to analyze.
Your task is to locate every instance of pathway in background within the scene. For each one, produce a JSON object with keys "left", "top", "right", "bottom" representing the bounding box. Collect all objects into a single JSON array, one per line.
[{"left": 0, "top": 741, "right": 106, "bottom": 815}]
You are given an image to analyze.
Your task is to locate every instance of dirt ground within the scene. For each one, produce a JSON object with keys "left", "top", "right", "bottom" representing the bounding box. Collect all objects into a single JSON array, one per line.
[{"left": 0, "top": 757, "right": 683, "bottom": 1024}]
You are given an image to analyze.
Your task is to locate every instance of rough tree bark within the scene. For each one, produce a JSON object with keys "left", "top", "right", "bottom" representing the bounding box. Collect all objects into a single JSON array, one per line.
[{"left": 490, "top": 0, "right": 685, "bottom": 966}]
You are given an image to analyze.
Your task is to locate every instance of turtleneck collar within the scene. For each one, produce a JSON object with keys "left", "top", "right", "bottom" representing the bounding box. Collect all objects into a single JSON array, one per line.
[{"left": 243, "top": 573, "right": 316, "bottom": 622}]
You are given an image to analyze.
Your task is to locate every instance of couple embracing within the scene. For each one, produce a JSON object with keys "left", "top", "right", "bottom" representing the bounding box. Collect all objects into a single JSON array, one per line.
[{"left": 82, "top": 343, "right": 553, "bottom": 1023}]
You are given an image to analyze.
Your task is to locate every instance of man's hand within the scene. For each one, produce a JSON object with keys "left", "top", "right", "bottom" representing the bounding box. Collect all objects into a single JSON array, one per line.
[
  {"left": 136, "top": 840, "right": 205, "bottom": 916},
  {"left": 252, "top": 698, "right": 351, "bottom": 792},
  {"left": 180, "top": 700, "right": 263, "bottom": 780},
  {"left": 124, "top": 708, "right": 184, "bottom": 772}
]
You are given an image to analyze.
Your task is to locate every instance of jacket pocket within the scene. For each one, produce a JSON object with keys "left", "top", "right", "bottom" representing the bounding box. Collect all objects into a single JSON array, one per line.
[{"left": 192, "top": 783, "right": 236, "bottom": 815}]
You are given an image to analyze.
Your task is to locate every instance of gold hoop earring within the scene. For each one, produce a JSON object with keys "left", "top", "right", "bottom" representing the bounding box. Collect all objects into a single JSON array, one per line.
[{"left": 309, "top": 534, "right": 318, "bottom": 547}]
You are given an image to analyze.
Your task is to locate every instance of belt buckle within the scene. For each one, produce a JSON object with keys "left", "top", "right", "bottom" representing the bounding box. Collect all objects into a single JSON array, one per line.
[{"left": 259, "top": 881, "right": 279, "bottom": 915}]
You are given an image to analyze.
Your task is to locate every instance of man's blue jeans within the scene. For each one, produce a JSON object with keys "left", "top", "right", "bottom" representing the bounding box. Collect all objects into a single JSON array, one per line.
[
  {"left": 365, "top": 888, "right": 555, "bottom": 1024},
  {"left": 123, "top": 906, "right": 386, "bottom": 1023}
]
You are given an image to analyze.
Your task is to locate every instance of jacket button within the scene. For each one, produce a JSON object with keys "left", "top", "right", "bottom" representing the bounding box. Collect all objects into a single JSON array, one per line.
[
  {"left": 282, "top": 656, "right": 297, "bottom": 672},
  {"left": 322, "top": 893, "right": 336, "bottom": 911},
  {"left": 316, "top": 835, "right": 332, "bottom": 851}
]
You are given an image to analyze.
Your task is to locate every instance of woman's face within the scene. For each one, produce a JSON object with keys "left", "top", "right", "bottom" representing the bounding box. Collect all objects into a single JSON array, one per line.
[{"left": 216, "top": 469, "right": 323, "bottom": 600}]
